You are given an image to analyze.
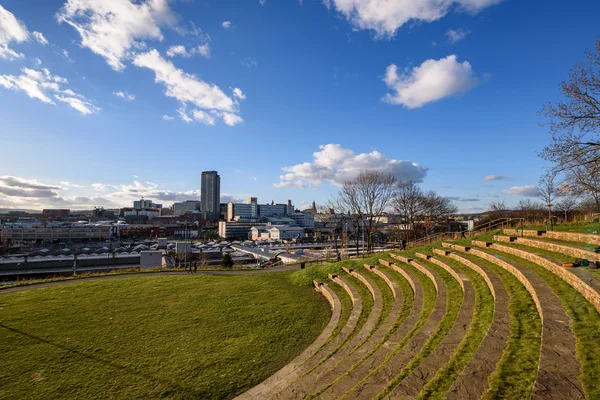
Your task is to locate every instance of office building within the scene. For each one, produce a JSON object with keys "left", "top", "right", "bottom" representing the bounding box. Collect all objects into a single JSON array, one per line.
[
  {"left": 133, "top": 199, "right": 162, "bottom": 210},
  {"left": 173, "top": 200, "right": 200, "bottom": 216},
  {"left": 201, "top": 171, "right": 220, "bottom": 221}
]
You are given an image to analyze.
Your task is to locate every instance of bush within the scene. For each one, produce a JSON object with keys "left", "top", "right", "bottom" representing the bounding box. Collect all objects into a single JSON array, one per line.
[{"left": 222, "top": 253, "right": 233, "bottom": 268}]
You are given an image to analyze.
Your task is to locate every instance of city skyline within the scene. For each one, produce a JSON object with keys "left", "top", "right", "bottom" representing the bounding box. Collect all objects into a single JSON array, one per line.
[{"left": 1, "top": 0, "right": 599, "bottom": 213}]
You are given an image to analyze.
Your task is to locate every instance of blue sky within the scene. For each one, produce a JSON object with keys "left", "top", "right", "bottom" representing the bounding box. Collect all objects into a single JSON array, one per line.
[{"left": 0, "top": 0, "right": 598, "bottom": 212}]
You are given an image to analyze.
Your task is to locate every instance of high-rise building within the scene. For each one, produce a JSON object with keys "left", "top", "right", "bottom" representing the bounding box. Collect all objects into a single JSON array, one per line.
[{"left": 201, "top": 171, "right": 220, "bottom": 221}]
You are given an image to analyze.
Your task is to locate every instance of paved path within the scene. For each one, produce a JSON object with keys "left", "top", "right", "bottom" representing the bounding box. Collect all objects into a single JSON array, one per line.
[{"left": 0, "top": 264, "right": 301, "bottom": 295}]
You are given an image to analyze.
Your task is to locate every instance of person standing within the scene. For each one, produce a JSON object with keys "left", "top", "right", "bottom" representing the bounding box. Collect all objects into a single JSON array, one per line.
[{"left": 193, "top": 260, "right": 197, "bottom": 273}]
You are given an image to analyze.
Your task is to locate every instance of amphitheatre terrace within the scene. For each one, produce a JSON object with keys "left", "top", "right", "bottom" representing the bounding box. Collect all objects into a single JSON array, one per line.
[{"left": 2, "top": 223, "right": 600, "bottom": 399}]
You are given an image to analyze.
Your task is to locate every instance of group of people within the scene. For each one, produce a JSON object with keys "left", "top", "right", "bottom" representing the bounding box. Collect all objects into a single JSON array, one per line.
[{"left": 184, "top": 261, "right": 198, "bottom": 273}]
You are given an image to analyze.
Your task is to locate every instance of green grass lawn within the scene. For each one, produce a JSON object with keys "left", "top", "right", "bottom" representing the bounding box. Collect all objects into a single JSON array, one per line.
[{"left": 0, "top": 273, "right": 331, "bottom": 400}]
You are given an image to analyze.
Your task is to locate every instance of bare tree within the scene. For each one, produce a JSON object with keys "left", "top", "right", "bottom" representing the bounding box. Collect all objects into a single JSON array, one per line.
[
  {"left": 420, "top": 191, "right": 458, "bottom": 236},
  {"left": 333, "top": 170, "right": 397, "bottom": 255},
  {"left": 517, "top": 199, "right": 545, "bottom": 223},
  {"left": 563, "top": 160, "right": 600, "bottom": 212},
  {"left": 540, "top": 39, "right": 600, "bottom": 170},
  {"left": 487, "top": 200, "right": 509, "bottom": 220},
  {"left": 392, "top": 181, "right": 424, "bottom": 241},
  {"left": 538, "top": 171, "right": 558, "bottom": 222},
  {"left": 556, "top": 196, "right": 579, "bottom": 221}
]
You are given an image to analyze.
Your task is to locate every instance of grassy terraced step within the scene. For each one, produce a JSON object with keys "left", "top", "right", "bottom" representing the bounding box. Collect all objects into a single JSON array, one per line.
[
  {"left": 503, "top": 229, "right": 600, "bottom": 245},
  {"left": 317, "top": 262, "right": 431, "bottom": 399},
  {"left": 475, "top": 244, "right": 600, "bottom": 399},
  {"left": 304, "top": 264, "right": 408, "bottom": 399},
  {"left": 387, "top": 256, "right": 474, "bottom": 399},
  {"left": 474, "top": 246, "right": 585, "bottom": 399},
  {"left": 272, "top": 268, "right": 383, "bottom": 399},
  {"left": 442, "top": 245, "right": 542, "bottom": 399},
  {"left": 237, "top": 281, "right": 342, "bottom": 400},
  {"left": 435, "top": 252, "right": 507, "bottom": 400},
  {"left": 493, "top": 234, "right": 600, "bottom": 262},
  {"left": 341, "top": 260, "right": 453, "bottom": 399},
  {"left": 482, "top": 240, "right": 600, "bottom": 315}
]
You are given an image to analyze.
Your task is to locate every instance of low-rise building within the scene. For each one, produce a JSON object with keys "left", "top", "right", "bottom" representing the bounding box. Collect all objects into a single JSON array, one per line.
[
  {"left": 287, "top": 212, "right": 315, "bottom": 228},
  {"left": 268, "top": 226, "right": 305, "bottom": 240},
  {"left": 218, "top": 221, "right": 268, "bottom": 239},
  {"left": 0, "top": 223, "right": 117, "bottom": 244}
]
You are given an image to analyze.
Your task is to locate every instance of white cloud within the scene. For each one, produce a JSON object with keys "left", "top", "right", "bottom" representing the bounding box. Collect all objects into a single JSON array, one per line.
[
  {"left": 0, "top": 5, "right": 29, "bottom": 59},
  {"left": 57, "top": 0, "right": 178, "bottom": 71},
  {"left": 106, "top": 180, "right": 200, "bottom": 203},
  {"left": 166, "top": 44, "right": 187, "bottom": 57},
  {"left": 91, "top": 183, "right": 111, "bottom": 191},
  {"left": 62, "top": 49, "right": 73, "bottom": 63},
  {"left": 0, "top": 176, "right": 60, "bottom": 190},
  {"left": 446, "top": 196, "right": 480, "bottom": 202},
  {"left": 0, "top": 67, "right": 98, "bottom": 114},
  {"left": 383, "top": 55, "right": 479, "bottom": 108},
  {"left": 503, "top": 185, "right": 539, "bottom": 197},
  {"left": 191, "top": 109, "right": 215, "bottom": 126},
  {"left": 259, "top": 0, "right": 266, "bottom": 5},
  {"left": 219, "top": 112, "right": 244, "bottom": 126},
  {"left": 162, "top": 114, "right": 174, "bottom": 120},
  {"left": 232, "top": 87, "right": 246, "bottom": 100},
  {"left": 196, "top": 43, "right": 210, "bottom": 58},
  {"left": 275, "top": 144, "right": 427, "bottom": 188},
  {"left": 0, "top": 176, "right": 61, "bottom": 198},
  {"left": 60, "top": 181, "right": 84, "bottom": 188},
  {"left": 166, "top": 43, "right": 210, "bottom": 58},
  {"left": 34, "top": 57, "right": 42, "bottom": 65},
  {"left": 133, "top": 49, "right": 243, "bottom": 126},
  {"left": 483, "top": 175, "right": 504, "bottom": 181},
  {"left": 32, "top": 31, "right": 48, "bottom": 45},
  {"left": 241, "top": 57, "right": 257, "bottom": 68},
  {"left": 446, "top": 28, "right": 470, "bottom": 43},
  {"left": 221, "top": 194, "right": 245, "bottom": 203},
  {"left": 322, "top": 0, "right": 501, "bottom": 37},
  {"left": 114, "top": 90, "right": 135, "bottom": 100},
  {"left": 177, "top": 107, "right": 193, "bottom": 122},
  {"left": 55, "top": 94, "right": 100, "bottom": 115},
  {"left": 222, "top": 21, "right": 232, "bottom": 29}
]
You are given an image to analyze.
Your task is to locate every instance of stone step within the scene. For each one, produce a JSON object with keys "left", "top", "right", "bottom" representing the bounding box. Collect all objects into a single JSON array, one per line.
[
  {"left": 443, "top": 254, "right": 511, "bottom": 400},
  {"left": 318, "top": 263, "right": 425, "bottom": 399},
  {"left": 476, "top": 247, "right": 585, "bottom": 399},
  {"left": 273, "top": 268, "right": 383, "bottom": 399},
  {"left": 342, "top": 262, "right": 447, "bottom": 399}
]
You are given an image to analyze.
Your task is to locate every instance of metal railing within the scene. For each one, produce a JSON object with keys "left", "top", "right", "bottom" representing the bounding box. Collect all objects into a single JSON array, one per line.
[{"left": 407, "top": 217, "right": 525, "bottom": 248}]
